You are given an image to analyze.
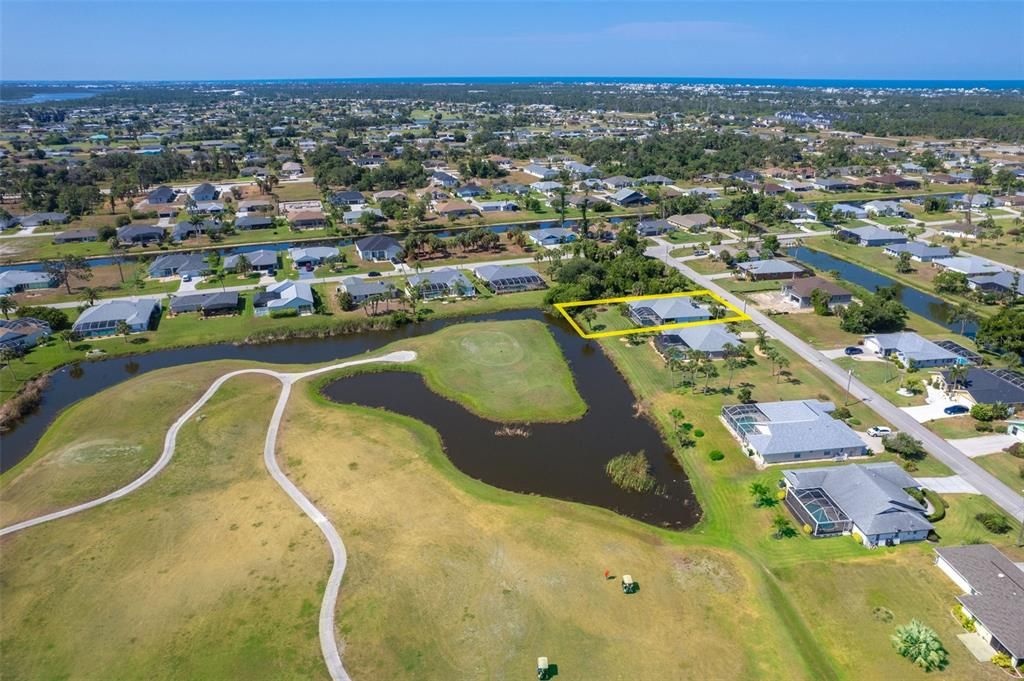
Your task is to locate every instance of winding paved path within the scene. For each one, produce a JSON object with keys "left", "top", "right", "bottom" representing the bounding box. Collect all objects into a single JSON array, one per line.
[{"left": 0, "top": 350, "right": 417, "bottom": 681}]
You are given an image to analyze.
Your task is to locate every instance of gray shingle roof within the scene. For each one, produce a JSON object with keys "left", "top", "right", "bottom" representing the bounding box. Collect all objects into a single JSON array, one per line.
[
  {"left": 868, "top": 332, "right": 960, "bottom": 364},
  {"left": 733, "top": 399, "right": 867, "bottom": 457},
  {"left": 935, "top": 544, "right": 1024, "bottom": 659},
  {"left": 783, "top": 462, "right": 932, "bottom": 536}
]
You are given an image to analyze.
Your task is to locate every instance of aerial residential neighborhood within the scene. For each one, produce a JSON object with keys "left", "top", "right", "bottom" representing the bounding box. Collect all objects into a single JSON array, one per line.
[{"left": 0, "top": 1, "right": 1022, "bottom": 680}]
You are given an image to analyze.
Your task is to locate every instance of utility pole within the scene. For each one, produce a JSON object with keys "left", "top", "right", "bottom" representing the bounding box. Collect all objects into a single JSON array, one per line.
[{"left": 845, "top": 368, "right": 854, "bottom": 406}]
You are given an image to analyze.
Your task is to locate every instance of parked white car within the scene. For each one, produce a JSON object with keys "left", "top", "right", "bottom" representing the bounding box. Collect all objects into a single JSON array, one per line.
[{"left": 866, "top": 426, "right": 892, "bottom": 437}]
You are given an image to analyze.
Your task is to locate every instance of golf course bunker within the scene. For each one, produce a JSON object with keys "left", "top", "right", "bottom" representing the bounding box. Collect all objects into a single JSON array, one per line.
[{"left": 322, "top": 316, "right": 700, "bottom": 529}]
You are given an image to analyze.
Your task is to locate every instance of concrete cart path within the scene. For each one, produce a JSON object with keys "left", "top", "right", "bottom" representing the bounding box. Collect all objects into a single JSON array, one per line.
[{"left": 0, "top": 349, "right": 418, "bottom": 681}]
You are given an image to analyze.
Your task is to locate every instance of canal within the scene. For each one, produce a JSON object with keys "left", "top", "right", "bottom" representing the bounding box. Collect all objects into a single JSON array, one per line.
[{"left": 787, "top": 246, "right": 978, "bottom": 336}]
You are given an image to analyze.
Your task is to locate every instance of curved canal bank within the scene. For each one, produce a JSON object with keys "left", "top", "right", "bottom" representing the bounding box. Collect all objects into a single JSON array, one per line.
[
  {"left": 1, "top": 309, "right": 699, "bottom": 528},
  {"left": 787, "top": 245, "right": 979, "bottom": 336}
]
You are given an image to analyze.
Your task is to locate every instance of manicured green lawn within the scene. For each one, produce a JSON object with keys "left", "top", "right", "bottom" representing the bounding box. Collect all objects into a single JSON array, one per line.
[
  {"left": 924, "top": 415, "right": 1001, "bottom": 440},
  {"left": 664, "top": 230, "right": 710, "bottom": 244},
  {"left": 833, "top": 356, "right": 927, "bottom": 407},
  {"left": 685, "top": 257, "right": 730, "bottom": 274},
  {"left": 973, "top": 450, "right": 1024, "bottom": 492}
]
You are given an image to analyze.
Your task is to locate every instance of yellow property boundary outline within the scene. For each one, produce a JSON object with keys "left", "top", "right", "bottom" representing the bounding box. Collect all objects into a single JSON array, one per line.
[{"left": 554, "top": 291, "right": 750, "bottom": 339}]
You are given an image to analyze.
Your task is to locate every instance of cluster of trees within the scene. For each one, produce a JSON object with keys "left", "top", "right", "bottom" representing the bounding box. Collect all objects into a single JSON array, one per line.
[
  {"left": 977, "top": 307, "right": 1024, "bottom": 356},
  {"left": 838, "top": 287, "right": 908, "bottom": 334},
  {"left": 543, "top": 227, "right": 694, "bottom": 304},
  {"left": 306, "top": 145, "right": 428, "bottom": 192}
]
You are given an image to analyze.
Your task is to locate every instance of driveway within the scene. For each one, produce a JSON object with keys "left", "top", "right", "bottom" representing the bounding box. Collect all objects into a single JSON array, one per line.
[
  {"left": 177, "top": 276, "right": 200, "bottom": 293},
  {"left": 902, "top": 386, "right": 967, "bottom": 423},
  {"left": 949, "top": 434, "right": 1018, "bottom": 458},
  {"left": 915, "top": 476, "right": 980, "bottom": 494},
  {"left": 856, "top": 432, "right": 886, "bottom": 453},
  {"left": 821, "top": 348, "right": 885, "bottom": 362}
]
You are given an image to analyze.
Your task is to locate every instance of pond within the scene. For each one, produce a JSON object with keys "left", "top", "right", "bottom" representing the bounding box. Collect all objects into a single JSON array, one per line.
[
  {"left": 787, "top": 246, "right": 977, "bottom": 336},
  {"left": 2, "top": 309, "right": 699, "bottom": 529}
]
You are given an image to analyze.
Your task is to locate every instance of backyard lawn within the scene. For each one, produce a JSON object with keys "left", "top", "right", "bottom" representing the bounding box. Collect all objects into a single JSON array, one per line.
[{"left": 973, "top": 450, "right": 1024, "bottom": 493}]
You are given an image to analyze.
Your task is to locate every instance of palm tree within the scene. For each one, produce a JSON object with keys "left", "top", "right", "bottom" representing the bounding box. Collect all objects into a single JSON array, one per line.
[
  {"left": 755, "top": 327, "right": 768, "bottom": 352},
  {"left": 946, "top": 364, "right": 969, "bottom": 395},
  {"left": 108, "top": 237, "right": 125, "bottom": 283},
  {"left": 891, "top": 620, "right": 949, "bottom": 672},
  {"left": 722, "top": 343, "right": 741, "bottom": 389},
  {"left": 950, "top": 303, "right": 980, "bottom": 336},
  {"left": 0, "top": 347, "right": 17, "bottom": 380},
  {"left": 775, "top": 355, "right": 791, "bottom": 383},
  {"left": 80, "top": 287, "right": 98, "bottom": 307},
  {"left": 58, "top": 329, "right": 78, "bottom": 349},
  {"left": 1001, "top": 351, "right": 1022, "bottom": 371},
  {"left": 115, "top": 320, "right": 131, "bottom": 343},
  {"left": 0, "top": 296, "right": 13, "bottom": 320}
]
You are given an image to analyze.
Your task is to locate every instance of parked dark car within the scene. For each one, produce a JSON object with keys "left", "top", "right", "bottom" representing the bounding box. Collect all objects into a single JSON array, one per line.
[
  {"left": 367, "top": 271, "right": 381, "bottom": 277},
  {"left": 844, "top": 346, "right": 863, "bottom": 355},
  {"left": 943, "top": 405, "right": 969, "bottom": 415}
]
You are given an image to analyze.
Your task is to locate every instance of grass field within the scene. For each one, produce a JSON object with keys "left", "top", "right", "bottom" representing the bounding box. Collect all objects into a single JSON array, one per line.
[
  {"left": 973, "top": 450, "right": 1024, "bottom": 493},
  {"left": 2, "top": 317, "right": 1021, "bottom": 680},
  {"left": 0, "top": 374, "right": 332, "bottom": 680},
  {"left": 832, "top": 356, "right": 927, "bottom": 407},
  {"left": 398, "top": 319, "right": 585, "bottom": 422}
]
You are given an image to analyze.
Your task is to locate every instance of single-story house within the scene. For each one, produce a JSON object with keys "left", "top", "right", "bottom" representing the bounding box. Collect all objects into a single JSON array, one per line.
[
  {"left": 288, "top": 210, "right": 327, "bottom": 230},
  {"left": 934, "top": 545, "right": 1024, "bottom": 666},
  {"left": 147, "top": 185, "right": 176, "bottom": 204},
  {"left": 407, "top": 268, "right": 476, "bottom": 299},
  {"left": 329, "top": 190, "right": 366, "bottom": 206},
  {"left": 430, "top": 170, "right": 459, "bottom": 188},
  {"left": 339, "top": 277, "right": 400, "bottom": 304},
  {"left": 342, "top": 207, "right": 385, "bottom": 225},
  {"left": 224, "top": 249, "right": 278, "bottom": 273},
  {"left": 864, "top": 200, "right": 906, "bottom": 217},
  {"left": 932, "top": 255, "right": 1003, "bottom": 277},
  {"left": 192, "top": 201, "right": 225, "bottom": 215},
  {"left": 864, "top": 332, "right": 961, "bottom": 368},
  {"left": 607, "top": 188, "right": 649, "bottom": 207},
  {"left": 640, "top": 174, "right": 674, "bottom": 186},
  {"left": 234, "top": 215, "right": 273, "bottom": 230},
  {"left": 864, "top": 174, "right": 920, "bottom": 190},
  {"left": 527, "top": 227, "right": 576, "bottom": 246},
  {"left": 72, "top": 298, "right": 160, "bottom": 337},
  {"left": 722, "top": 399, "right": 869, "bottom": 465},
  {"left": 935, "top": 367, "right": 1024, "bottom": 411},
  {"left": 253, "top": 280, "right": 315, "bottom": 317},
  {"left": 494, "top": 182, "right": 530, "bottom": 196},
  {"left": 636, "top": 219, "right": 674, "bottom": 236},
  {"left": 782, "top": 276, "right": 853, "bottom": 309},
  {"left": 785, "top": 202, "right": 816, "bottom": 219},
  {"left": 171, "top": 219, "right": 222, "bottom": 242},
  {"left": 434, "top": 200, "right": 479, "bottom": 219},
  {"left": 0, "top": 269, "right": 55, "bottom": 295},
  {"left": 53, "top": 228, "right": 99, "bottom": 244},
  {"left": 472, "top": 199, "right": 518, "bottom": 212},
  {"left": 117, "top": 224, "right": 165, "bottom": 245},
  {"left": 531, "top": 181, "right": 564, "bottom": 193},
  {"left": 289, "top": 246, "right": 339, "bottom": 267},
  {"left": 21, "top": 212, "right": 68, "bottom": 228},
  {"left": 524, "top": 164, "right": 558, "bottom": 180},
  {"left": 355, "top": 235, "right": 402, "bottom": 262},
  {"left": 0, "top": 317, "right": 52, "bottom": 349},
  {"left": 688, "top": 187, "right": 720, "bottom": 200},
  {"left": 148, "top": 253, "right": 210, "bottom": 279},
  {"left": 735, "top": 259, "right": 807, "bottom": 281},
  {"left": 236, "top": 199, "right": 274, "bottom": 214},
  {"left": 473, "top": 264, "right": 546, "bottom": 294},
  {"left": 783, "top": 463, "right": 932, "bottom": 547},
  {"left": 838, "top": 225, "right": 907, "bottom": 247},
  {"left": 882, "top": 242, "right": 951, "bottom": 262},
  {"left": 454, "top": 184, "right": 486, "bottom": 198},
  {"left": 654, "top": 325, "right": 741, "bottom": 359},
  {"left": 565, "top": 161, "right": 598, "bottom": 178},
  {"left": 968, "top": 270, "right": 1024, "bottom": 296},
  {"left": 189, "top": 182, "right": 217, "bottom": 202},
  {"left": 602, "top": 175, "right": 635, "bottom": 189},
  {"left": 938, "top": 223, "right": 983, "bottom": 240},
  {"left": 668, "top": 213, "right": 716, "bottom": 232},
  {"left": 627, "top": 297, "right": 711, "bottom": 327},
  {"left": 813, "top": 178, "right": 854, "bottom": 192},
  {"left": 373, "top": 190, "right": 407, "bottom": 202},
  {"left": 168, "top": 291, "right": 240, "bottom": 317}
]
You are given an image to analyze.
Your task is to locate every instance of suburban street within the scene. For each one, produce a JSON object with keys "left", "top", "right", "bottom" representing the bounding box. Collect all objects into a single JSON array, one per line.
[{"left": 647, "top": 236, "right": 1024, "bottom": 521}]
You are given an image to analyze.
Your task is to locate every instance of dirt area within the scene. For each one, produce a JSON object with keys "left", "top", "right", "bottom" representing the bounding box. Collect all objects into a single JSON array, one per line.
[{"left": 747, "top": 290, "right": 806, "bottom": 313}]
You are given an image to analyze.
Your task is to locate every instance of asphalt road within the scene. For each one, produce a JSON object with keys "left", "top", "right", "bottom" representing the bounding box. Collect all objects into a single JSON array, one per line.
[{"left": 648, "top": 237, "right": 1024, "bottom": 522}]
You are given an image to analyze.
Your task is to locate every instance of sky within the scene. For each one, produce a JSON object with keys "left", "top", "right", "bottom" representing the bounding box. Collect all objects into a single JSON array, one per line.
[{"left": 2, "top": 0, "right": 1022, "bottom": 81}]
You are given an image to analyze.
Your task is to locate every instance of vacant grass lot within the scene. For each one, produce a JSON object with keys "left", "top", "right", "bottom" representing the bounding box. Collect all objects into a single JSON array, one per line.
[
  {"left": 973, "top": 450, "right": 1024, "bottom": 491},
  {"left": 0, "top": 374, "right": 332, "bottom": 680}
]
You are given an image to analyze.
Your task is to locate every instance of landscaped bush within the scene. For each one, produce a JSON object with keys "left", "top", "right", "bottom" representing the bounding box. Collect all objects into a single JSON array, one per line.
[
  {"left": 1007, "top": 442, "right": 1024, "bottom": 459},
  {"left": 891, "top": 620, "right": 949, "bottom": 672},
  {"left": 708, "top": 450, "right": 724, "bottom": 462},
  {"left": 994, "top": 424, "right": 1008, "bottom": 433},
  {"left": 749, "top": 481, "right": 778, "bottom": 508},
  {"left": 883, "top": 432, "right": 926, "bottom": 461},
  {"left": 975, "top": 512, "right": 1012, "bottom": 534},
  {"left": 924, "top": 489, "right": 947, "bottom": 522},
  {"left": 831, "top": 406, "right": 852, "bottom": 420},
  {"left": 904, "top": 487, "right": 925, "bottom": 506},
  {"left": 953, "top": 604, "right": 976, "bottom": 633},
  {"left": 847, "top": 418, "right": 861, "bottom": 426},
  {"left": 694, "top": 429, "right": 705, "bottom": 438},
  {"left": 974, "top": 422, "right": 993, "bottom": 432},
  {"left": 269, "top": 308, "right": 300, "bottom": 319},
  {"left": 991, "top": 653, "right": 1014, "bottom": 669},
  {"left": 605, "top": 451, "right": 656, "bottom": 493}
]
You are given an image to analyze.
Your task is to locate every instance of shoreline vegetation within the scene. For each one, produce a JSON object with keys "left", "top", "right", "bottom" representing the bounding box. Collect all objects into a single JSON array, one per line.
[{"left": 605, "top": 450, "right": 657, "bottom": 493}]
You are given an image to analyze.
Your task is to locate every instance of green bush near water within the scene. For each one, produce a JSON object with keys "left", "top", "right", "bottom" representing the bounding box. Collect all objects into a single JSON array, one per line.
[{"left": 605, "top": 450, "right": 656, "bottom": 493}]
